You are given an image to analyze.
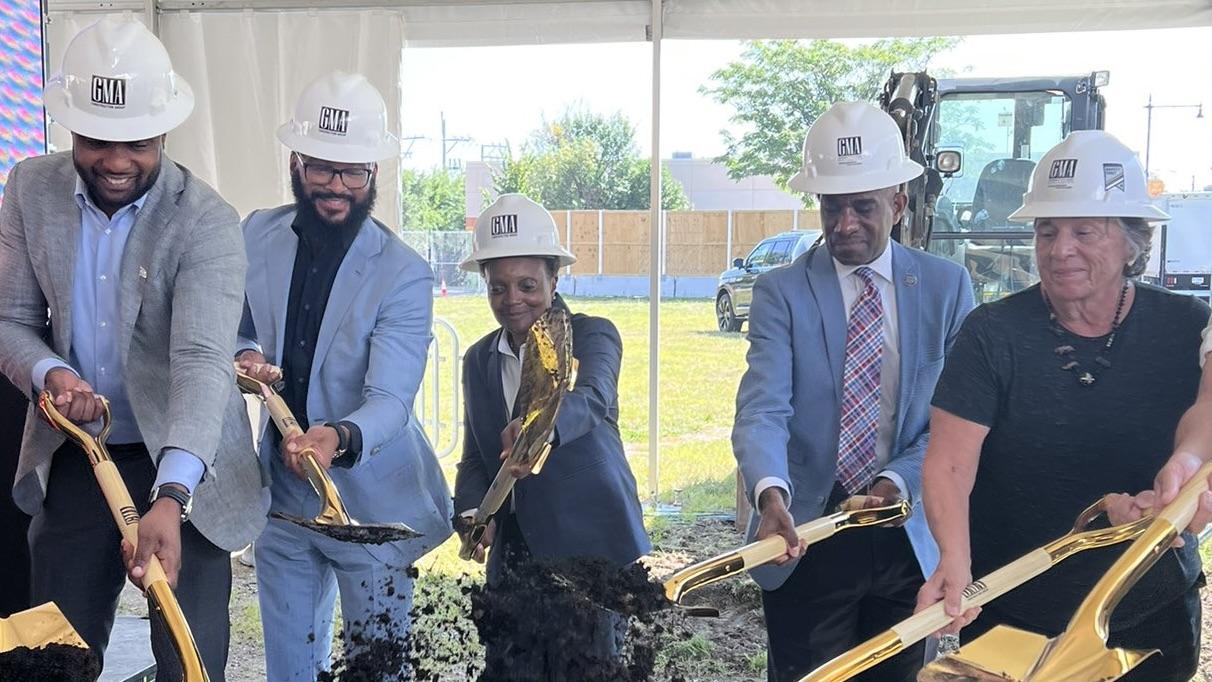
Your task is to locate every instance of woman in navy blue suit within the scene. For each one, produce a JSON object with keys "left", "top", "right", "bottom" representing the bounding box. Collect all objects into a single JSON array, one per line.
[{"left": 453, "top": 194, "right": 650, "bottom": 677}]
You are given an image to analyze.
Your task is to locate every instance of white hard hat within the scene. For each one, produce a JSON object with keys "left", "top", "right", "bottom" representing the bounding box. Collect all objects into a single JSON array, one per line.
[
  {"left": 1009, "top": 130, "right": 1168, "bottom": 222},
  {"left": 43, "top": 18, "right": 194, "bottom": 142},
  {"left": 788, "top": 101, "right": 923, "bottom": 195},
  {"left": 277, "top": 72, "right": 399, "bottom": 164},
  {"left": 460, "top": 194, "right": 577, "bottom": 272}
]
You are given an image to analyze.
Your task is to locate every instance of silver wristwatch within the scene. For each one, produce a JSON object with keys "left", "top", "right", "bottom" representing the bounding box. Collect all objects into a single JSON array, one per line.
[{"left": 148, "top": 484, "right": 193, "bottom": 523}]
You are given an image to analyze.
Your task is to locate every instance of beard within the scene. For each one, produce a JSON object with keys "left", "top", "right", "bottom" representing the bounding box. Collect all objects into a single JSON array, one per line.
[{"left": 290, "top": 168, "right": 377, "bottom": 230}]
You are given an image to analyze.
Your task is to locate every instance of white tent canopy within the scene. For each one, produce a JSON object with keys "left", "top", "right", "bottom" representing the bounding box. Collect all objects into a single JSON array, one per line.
[
  {"left": 42, "top": 0, "right": 1212, "bottom": 498},
  {"left": 48, "top": 0, "right": 1212, "bottom": 46}
]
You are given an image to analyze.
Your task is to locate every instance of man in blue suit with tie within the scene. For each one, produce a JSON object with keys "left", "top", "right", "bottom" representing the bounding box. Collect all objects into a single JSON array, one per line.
[
  {"left": 235, "top": 72, "right": 452, "bottom": 680},
  {"left": 732, "top": 101, "right": 975, "bottom": 682}
]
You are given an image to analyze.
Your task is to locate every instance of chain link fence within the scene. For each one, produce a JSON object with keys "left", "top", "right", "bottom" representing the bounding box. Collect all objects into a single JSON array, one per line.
[{"left": 399, "top": 230, "right": 481, "bottom": 293}]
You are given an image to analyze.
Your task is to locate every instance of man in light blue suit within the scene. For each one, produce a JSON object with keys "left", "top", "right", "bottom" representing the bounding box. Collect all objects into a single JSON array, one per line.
[
  {"left": 236, "top": 72, "right": 452, "bottom": 681},
  {"left": 732, "top": 102, "right": 975, "bottom": 682}
]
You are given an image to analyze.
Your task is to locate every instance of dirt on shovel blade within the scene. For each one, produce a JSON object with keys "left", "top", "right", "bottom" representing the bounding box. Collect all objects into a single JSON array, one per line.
[
  {"left": 271, "top": 512, "right": 421, "bottom": 544},
  {"left": 0, "top": 642, "right": 101, "bottom": 682}
]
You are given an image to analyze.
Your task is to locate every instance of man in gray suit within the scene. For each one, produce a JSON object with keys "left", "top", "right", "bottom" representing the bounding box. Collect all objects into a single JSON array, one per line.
[
  {"left": 732, "top": 102, "right": 974, "bottom": 681},
  {"left": 0, "top": 18, "right": 266, "bottom": 680},
  {"left": 235, "top": 72, "right": 452, "bottom": 681}
]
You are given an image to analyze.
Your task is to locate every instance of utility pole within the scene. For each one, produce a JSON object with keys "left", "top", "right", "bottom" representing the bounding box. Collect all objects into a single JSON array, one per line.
[
  {"left": 440, "top": 112, "right": 472, "bottom": 171},
  {"left": 1144, "top": 94, "right": 1203, "bottom": 178},
  {"left": 398, "top": 135, "right": 426, "bottom": 159}
]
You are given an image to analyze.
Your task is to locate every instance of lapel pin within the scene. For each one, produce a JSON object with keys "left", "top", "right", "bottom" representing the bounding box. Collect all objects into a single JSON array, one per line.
[
  {"left": 904, "top": 273, "right": 918, "bottom": 287},
  {"left": 138, "top": 266, "right": 148, "bottom": 280}
]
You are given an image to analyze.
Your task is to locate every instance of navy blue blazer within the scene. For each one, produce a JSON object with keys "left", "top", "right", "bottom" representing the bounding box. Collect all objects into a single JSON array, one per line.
[
  {"left": 454, "top": 308, "right": 650, "bottom": 569},
  {"left": 733, "top": 242, "right": 974, "bottom": 590}
]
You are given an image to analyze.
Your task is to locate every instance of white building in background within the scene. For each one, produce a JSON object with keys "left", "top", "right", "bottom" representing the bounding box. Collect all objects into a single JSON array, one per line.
[
  {"left": 462, "top": 154, "right": 802, "bottom": 218},
  {"left": 665, "top": 153, "right": 802, "bottom": 210}
]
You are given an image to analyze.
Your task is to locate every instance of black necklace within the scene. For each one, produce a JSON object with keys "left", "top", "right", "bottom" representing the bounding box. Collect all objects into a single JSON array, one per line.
[{"left": 1044, "top": 281, "right": 1130, "bottom": 388}]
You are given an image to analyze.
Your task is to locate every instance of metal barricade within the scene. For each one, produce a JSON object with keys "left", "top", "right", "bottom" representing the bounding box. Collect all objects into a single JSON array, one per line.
[{"left": 415, "top": 317, "right": 461, "bottom": 459}]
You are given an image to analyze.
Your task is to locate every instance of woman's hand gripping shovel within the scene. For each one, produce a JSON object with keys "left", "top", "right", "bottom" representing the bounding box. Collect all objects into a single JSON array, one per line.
[
  {"left": 662, "top": 495, "right": 910, "bottom": 619},
  {"left": 457, "top": 306, "right": 577, "bottom": 562},
  {"left": 38, "top": 392, "right": 208, "bottom": 682},
  {"left": 797, "top": 494, "right": 1153, "bottom": 682},
  {"left": 234, "top": 368, "right": 420, "bottom": 544},
  {"left": 919, "top": 463, "right": 1212, "bottom": 682}
]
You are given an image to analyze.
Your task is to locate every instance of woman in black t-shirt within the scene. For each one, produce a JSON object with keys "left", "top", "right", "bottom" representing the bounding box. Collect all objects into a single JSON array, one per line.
[{"left": 917, "top": 131, "right": 1207, "bottom": 682}]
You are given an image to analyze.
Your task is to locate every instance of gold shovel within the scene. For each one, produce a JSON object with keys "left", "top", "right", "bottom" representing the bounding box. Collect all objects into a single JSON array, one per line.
[
  {"left": 0, "top": 602, "right": 87, "bottom": 651},
  {"left": 920, "top": 460, "right": 1212, "bottom": 682},
  {"left": 458, "top": 306, "right": 577, "bottom": 561},
  {"left": 798, "top": 495, "right": 1153, "bottom": 682},
  {"left": 663, "top": 496, "right": 910, "bottom": 608},
  {"left": 38, "top": 392, "right": 208, "bottom": 682},
  {"left": 234, "top": 369, "right": 420, "bottom": 544}
]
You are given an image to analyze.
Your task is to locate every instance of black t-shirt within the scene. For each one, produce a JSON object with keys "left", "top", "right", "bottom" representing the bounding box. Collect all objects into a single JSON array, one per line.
[{"left": 932, "top": 283, "right": 1208, "bottom": 634}]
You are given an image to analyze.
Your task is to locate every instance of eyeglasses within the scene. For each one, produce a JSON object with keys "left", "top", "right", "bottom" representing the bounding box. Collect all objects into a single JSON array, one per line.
[{"left": 294, "top": 153, "right": 373, "bottom": 190}]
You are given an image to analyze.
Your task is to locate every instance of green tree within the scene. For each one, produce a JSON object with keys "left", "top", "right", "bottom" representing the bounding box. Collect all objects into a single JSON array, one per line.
[
  {"left": 401, "top": 168, "right": 466, "bottom": 231},
  {"left": 702, "top": 38, "right": 960, "bottom": 197},
  {"left": 493, "top": 106, "right": 690, "bottom": 210}
]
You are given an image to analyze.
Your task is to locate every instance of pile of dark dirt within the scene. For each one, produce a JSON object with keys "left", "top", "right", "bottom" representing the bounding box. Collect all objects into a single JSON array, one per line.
[
  {"left": 468, "top": 555, "right": 673, "bottom": 682},
  {"left": 0, "top": 643, "right": 101, "bottom": 681}
]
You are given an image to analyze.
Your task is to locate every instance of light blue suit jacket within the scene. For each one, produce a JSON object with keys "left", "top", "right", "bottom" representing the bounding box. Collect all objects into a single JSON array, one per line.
[
  {"left": 239, "top": 206, "right": 453, "bottom": 563},
  {"left": 733, "top": 241, "right": 974, "bottom": 590}
]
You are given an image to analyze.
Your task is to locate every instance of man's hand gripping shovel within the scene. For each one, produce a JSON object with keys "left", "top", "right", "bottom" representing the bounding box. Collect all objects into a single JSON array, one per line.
[
  {"left": 796, "top": 494, "right": 1153, "bottom": 681},
  {"left": 662, "top": 496, "right": 910, "bottom": 619},
  {"left": 234, "top": 368, "right": 420, "bottom": 544},
  {"left": 38, "top": 392, "right": 208, "bottom": 682},
  {"left": 919, "top": 462, "right": 1212, "bottom": 682}
]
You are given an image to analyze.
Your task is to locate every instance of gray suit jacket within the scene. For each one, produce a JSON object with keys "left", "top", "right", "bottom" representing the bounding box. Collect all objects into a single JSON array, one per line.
[
  {"left": 0, "top": 152, "right": 268, "bottom": 552},
  {"left": 733, "top": 242, "right": 974, "bottom": 590},
  {"left": 239, "top": 206, "right": 454, "bottom": 562}
]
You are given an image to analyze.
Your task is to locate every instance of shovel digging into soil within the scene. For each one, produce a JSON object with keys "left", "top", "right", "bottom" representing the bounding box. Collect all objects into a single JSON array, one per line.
[
  {"left": 919, "top": 461, "right": 1212, "bottom": 682},
  {"left": 661, "top": 496, "right": 910, "bottom": 618},
  {"left": 797, "top": 495, "right": 1153, "bottom": 682},
  {"left": 38, "top": 393, "right": 209, "bottom": 682},
  {"left": 235, "top": 369, "right": 420, "bottom": 544},
  {"left": 0, "top": 602, "right": 98, "bottom": 680}
]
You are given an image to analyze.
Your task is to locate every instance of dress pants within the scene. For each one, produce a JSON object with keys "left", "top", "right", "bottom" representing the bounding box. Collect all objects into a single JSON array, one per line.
[
  {"left": 254, "top": 516, "right": 421, "bottom": 682},
  {"left": 760, "top": 485, "right": 925, "bottom": 682},
  {"left": 28, "top": 442, "right": 233, "bottom": 681},
  {"left": 0, "top": 377, "right": 30, "bottom": 617},
  {"left": 962, "top": 585, "right": 1202, "bottom": 682}
]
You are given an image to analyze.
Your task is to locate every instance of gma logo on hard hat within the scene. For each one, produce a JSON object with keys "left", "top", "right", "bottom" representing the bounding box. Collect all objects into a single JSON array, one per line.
[
  {"left": 490, "top": 214, "right": 519, "bottom": 238},
  {"left": 90, "top": 75, "right": 127, "bottom": 109},
  {"left": 836, "top": 136, "right": 863, "bottom": 165},
  {"left": 317, "top": 106, "right": 350, "bottom": 136}
]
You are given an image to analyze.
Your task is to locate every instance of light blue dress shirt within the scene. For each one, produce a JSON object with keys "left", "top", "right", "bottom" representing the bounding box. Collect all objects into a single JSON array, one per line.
[{"left": 31, "top": 176, "right": 204, "bottom": 494}]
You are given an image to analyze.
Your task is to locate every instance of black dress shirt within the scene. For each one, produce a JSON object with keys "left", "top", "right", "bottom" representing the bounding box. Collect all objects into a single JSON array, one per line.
[{"left": 278, "top": 212, "right": 363, "bottom": 464}]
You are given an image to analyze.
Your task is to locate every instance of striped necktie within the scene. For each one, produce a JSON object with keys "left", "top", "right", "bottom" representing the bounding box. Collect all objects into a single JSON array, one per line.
[{"left": 836, "top": 266, "right": 883, "bottom": 494}]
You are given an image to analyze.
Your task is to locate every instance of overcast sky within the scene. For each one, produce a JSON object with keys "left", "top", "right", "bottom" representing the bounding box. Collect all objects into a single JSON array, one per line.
[{"left": 400, "top": 26, "right": 1212, "bottom": 193}]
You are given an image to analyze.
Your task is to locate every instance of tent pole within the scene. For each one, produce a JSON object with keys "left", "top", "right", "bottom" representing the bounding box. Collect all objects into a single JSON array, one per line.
[{"left": 647, "top": 0, "right": 662, "bottom": 502}]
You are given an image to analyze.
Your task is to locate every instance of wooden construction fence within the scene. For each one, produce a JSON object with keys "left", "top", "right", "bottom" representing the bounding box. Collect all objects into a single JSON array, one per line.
[{"left": 521, "top": 209, "right": 821, "bottom": 276}]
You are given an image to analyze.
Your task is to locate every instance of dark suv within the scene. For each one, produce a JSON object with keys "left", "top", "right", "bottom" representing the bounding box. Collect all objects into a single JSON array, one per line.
[{"left": 715, "top": 230, "right": 822, "bottom": 332}]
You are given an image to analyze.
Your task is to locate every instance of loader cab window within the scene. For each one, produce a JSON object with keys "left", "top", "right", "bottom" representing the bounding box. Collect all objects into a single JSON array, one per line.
[
  {"left": 933, "top": 91, "right": 1069, "bottom": 230},
  {"left": 928, "top": 90, "right": 1069, "bottom": 302}
]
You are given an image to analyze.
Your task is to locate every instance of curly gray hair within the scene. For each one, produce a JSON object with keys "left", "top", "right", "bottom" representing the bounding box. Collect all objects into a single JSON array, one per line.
[{"left": 1116, "top": 217, "right": 1154, "bottom": 278}]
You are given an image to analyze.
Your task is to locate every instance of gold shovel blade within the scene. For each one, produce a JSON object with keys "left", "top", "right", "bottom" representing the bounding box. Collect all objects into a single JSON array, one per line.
[
  {"left": 919, "top": 625, "right": 1155, "bottom": 682},
  {"left": 0, "top": 602, "right": 87, "bottom": 652}
]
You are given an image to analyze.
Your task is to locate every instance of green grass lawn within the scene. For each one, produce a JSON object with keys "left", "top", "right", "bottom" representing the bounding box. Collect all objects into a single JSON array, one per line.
[{"left": 429, "top": 294, "right": 748, "bottom": 516}]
